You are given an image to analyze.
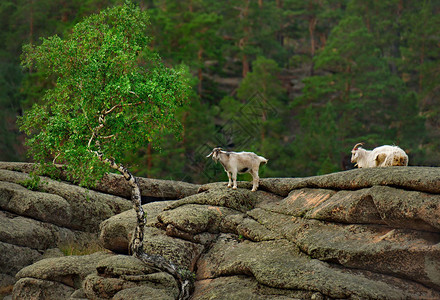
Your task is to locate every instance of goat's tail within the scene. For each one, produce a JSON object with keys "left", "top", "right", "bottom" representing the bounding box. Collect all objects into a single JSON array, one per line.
[{"left": 259, "top": 156, "right": 268, "bottom": 165}]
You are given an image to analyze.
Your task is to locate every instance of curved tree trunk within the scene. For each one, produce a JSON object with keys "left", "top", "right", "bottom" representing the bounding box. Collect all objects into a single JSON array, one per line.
[{"left": 92, "top": 152, "right": 193, "bottom": 299}]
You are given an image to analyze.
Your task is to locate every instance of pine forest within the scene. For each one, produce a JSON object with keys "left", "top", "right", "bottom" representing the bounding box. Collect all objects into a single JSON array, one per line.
[{"left": 1, "top": 0, "right": 439, "bottom": 184}]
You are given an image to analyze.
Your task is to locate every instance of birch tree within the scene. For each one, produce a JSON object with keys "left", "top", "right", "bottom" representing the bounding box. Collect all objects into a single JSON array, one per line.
[{"left": 19, "top": 2, "right": 192, "bottom": 298}]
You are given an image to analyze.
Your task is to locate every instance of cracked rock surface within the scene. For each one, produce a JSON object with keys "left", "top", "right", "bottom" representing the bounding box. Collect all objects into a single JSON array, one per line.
[{"left": 6, "top": 165, "right": 440, "bottom": 299}]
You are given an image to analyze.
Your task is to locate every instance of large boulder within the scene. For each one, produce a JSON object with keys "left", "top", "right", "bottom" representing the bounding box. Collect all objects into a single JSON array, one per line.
[
  {"left": 96, "top": 172, "right": 200, "bottom": 201},
  {"left": 0, "top": 169, "right": 131, "bottom": 232},
  {"left": 13, "top": 251, "right": 112, "bottom": 299},
  {"left": 10, "top": 166, "right": 440, "bottom": 299},
  {"left": 15, "top": 251, "right": 113, "bottom": 288},
  {"left": 0, "top": 241, "right": 41, "bottom": 279},
  {"left": 259, "top": 166, "right": 440, "bottom": 196},
  {"left": 196, "top": 235, "right": 439, "bottom": 299},
  {"left": 0, "top": 168, "right": 132, "bottom": 292},
  {"left": 0, "top": 161, "right": 200, "bottom": 201},
  {"left": 12, "top": 278, "right": 75, "bottom": 300},
  {"left": 99, "top": 200, "right": 176, "bottom": 253},
  {"left": 12, "top": 252, "right": 180, "bottom": 300},
  {"left": 83, "top": 255, "right": 179, "bottom": 299},
  {"left": 100, "top": 201, "right": 204, "bottom": 271},
  {"left": 193, "top": 275, "right": 314, "bottom": 300},
  {"left": 0, "top": 181, "right": 72, "bottom": 228},
  {"left": 0, "top": 162, "right": 201, "bottom": 299},
  {"left": 97, "top": 168, "right": 440, "bottom": 299}
]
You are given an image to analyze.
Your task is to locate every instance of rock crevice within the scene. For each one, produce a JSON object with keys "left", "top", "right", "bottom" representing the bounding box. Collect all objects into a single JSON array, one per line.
[{"left": 3, "top": 163, "right": 440, "bottom": 299}]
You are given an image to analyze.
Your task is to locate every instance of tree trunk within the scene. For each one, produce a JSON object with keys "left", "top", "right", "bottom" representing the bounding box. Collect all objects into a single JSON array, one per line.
[
  {"left": 364, "top": 4, "right": 371, "bottom": 32},
  {"left": 61, "top": 1, "right": 68, "bottom": 22},
  {"left": 29, "top": 0, "right": 34, "bottom": 45},
  {"left": 345, "top": 64, "right": 351, "bottom": 102},
  {"left": 308, "top": 16, "right": 317, "bottom": 75},
  {"left": 127, "top": 176, "right": 145, "bottom": 255},
  {"left": 29, "top": 0, "right": 34, "bottom": 73},
  {"left": 198, "top": 48, "right": 203, "bottom": 96},
  {"left": 92, "top": 152, "right": 192, "bottom": 299},
  {"left": 139, "top": 0, "right": 147, "bottom": 11},
  {"left": 92, "top": 153, "right": 145, "bottom": 253},
  {"left": 419, "top": 42, "right": 425, "bottom": 94},
  {"left": 308, "top": 16, "right": 317, "bottom": 57},
  {"left": 242, "top": 53, "right": 249, "bottom": 78},
  {"left": 238, "top": 0, "right": 250, "bottom": 78},
  {"left": 261, "top": 85, "right": 267, "bottom": 141}
]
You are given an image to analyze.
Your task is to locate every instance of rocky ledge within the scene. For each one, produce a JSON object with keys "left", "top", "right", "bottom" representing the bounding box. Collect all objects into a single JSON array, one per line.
[
  {"left": 3, "top": 164, "right": 440, "bottom": 299},
  {"left": 0, "top": 162, "right": 199, "bottom": 298}
]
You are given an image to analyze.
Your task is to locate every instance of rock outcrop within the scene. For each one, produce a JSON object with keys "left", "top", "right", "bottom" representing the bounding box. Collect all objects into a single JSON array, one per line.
[
  {"left": 0, "top": 162, "right": 200, "bottom": 298},
  {"left": 0, "top": 169, "right": 130, "bottom": 295},
  {"left": 6, "top": 165, "right": 440, "bottom": 299}
]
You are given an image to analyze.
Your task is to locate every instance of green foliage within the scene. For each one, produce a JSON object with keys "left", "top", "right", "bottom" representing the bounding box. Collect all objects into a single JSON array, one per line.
[
  {"left": 0, "top": 61, "right": 23, "bottom": 161},
  {"left": 291, "top": 10, "right": 429, "bottom": 175},
  {"left": 19, "top": 2, "right": 190, "bottom": 186},
  {"left": 216, "top": 56, "right": 293, "bottom": 178},
  {"left": 293, "top": 102, "right": 341, "bottom": 175},
  {"left": 178, "top": 268, "right": 196, "bottom": 283},
  {"left": 20, "top": 173, "right": 46, "bottom": 191},
  {"left": 0, "top": 0, "right": 122, "bottom": 161},
  {"left": 398, "top": 0, "right": 440, "bottom": 150},
  {"left": 149, "top": 0, "right": 223, "bottom": 66},
  {"left": 237, "top": 56, "right": 284, "bottom": 101},
  {"left": 1, "top": 0, "right": 440, "bottom": 179}
]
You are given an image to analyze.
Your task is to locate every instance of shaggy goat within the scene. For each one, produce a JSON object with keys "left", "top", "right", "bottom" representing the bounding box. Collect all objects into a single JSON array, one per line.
[
  {"left": 206, "top": 147, "right": 268, "bottom": 192},
  {"left": 351, "top": 143, "right": 408, "bottom": 168}
]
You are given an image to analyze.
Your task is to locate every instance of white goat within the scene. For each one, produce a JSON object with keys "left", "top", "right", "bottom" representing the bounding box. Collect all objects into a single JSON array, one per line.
[
  {"left": 206, "top": 147, "right": 268, "bottom": 192},
  {"left": 351, "top": 143, "right": 408, "bottom": 168}
]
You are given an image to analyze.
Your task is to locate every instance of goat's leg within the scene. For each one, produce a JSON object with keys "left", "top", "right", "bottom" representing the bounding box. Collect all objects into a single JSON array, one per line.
[
  {"left": 251, "top": 170, "right": 259, "bottom": 192},
  {"left": 227, "top": 172, "right": 232, "bottom": 188},
  {"left": 232, "top": 171, "right": 238, "bottom": 189}
]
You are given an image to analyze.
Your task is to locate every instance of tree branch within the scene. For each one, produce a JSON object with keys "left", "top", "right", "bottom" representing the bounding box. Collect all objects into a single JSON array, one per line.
[
  {"left": 88, "top": 97, "right": 147, "bottom": 148},
  {"left": 104, "top": 100, "right": 146, "bottom": 115},
  {"left": 87, "top": 122, "right": 104, "bottom": 148},
  {"left": 53, "top": 152, "right": 61, "bottom": 164}
]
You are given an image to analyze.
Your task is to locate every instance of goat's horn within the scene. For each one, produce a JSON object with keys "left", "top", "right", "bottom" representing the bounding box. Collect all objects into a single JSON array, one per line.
[
  {"left": 206, "top": 151, "right": 214, "bottom": 158},
  {"left": 352, "top": 142, "right": 364, "bottom": 151}
]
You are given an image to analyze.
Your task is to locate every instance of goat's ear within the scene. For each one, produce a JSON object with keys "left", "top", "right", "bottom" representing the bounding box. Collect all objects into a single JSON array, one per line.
[
  {"left": 212, "top": 151, "right": 220, "bottom": 160},
  {"left": 206, "top": 151, "right": 214, "bottom": 158}
]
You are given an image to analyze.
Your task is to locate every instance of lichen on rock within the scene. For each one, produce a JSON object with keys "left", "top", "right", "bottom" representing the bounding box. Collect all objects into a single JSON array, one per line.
[{"left": 4, "top": 164, "right": 440, "bottom": 299}]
